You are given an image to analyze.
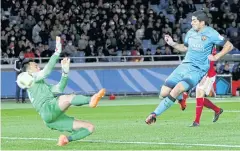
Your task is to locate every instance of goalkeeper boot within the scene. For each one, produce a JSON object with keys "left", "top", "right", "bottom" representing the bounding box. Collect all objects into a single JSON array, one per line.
[
  {"left": 89, "top": 88, "right": 106, "bottom": 108},
  {"left": 213, "top": 108, "right": 223, "bottom": 122},
  {"left": 57, "top": 135, "right": 69, "bottom": 146},
  {"left": 189, "top": 121, "right": 200, "bottom": 127},
  {"left": 145, "top": 113, "right": 156, "bottom": 125},
  {"left": 178, "top": 92, "right": 188, "bottom": 111}
]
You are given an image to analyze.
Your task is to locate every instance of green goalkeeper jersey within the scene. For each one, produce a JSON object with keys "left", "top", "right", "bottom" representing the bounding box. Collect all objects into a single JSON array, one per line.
[{"left": 27, "top": 53, "right": 68, "bottom": 112}]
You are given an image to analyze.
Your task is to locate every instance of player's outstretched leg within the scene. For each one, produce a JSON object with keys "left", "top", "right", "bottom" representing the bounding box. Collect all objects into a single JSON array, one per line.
[
  {"left": 145, "top": 95, "right": 175, "bottom": 124},
  {"left": 213, "top": 108, "right": 223, "bottom": 122},
  {"left": 89, "top": 88, "right": 106, "bottom": 108},
  {"left": 203, "top": 98, "right": 223, "bottom": 122},
  {"left": 145, "top": 112, "right": 156, "bottom": 125},
  {"left": 145, "top": 85, "right": 172, "bottom": 125},
  {"left": 57, "top": 119, "right": 94, "bottom": 146},
  {"left": 145, "top": 82, "right": 186, "bottom": 125},
  {"left": 58, "top": 89, "right": 106, "bottom": 111}
]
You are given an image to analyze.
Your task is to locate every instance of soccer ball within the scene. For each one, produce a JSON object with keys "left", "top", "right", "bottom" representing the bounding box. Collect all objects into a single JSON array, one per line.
[{"left": 16, "top": 72, "right": 34, "bottom": 89}]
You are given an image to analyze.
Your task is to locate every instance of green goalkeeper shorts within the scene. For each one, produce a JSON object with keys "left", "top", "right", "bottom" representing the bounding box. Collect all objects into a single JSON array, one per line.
[{"left": 39, "top": 97, "right": 74, "bottom": 132}]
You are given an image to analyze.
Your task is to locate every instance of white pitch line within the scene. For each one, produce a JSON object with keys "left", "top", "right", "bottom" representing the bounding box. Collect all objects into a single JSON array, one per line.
[
  {"left": 1, "top": 136, "right": 240, "bottom": 148},
  {"left": 1, "top": 110, "right": 239, "bottom": 119}
]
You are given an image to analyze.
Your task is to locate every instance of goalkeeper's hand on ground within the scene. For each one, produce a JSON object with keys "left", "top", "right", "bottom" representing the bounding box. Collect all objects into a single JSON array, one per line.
[
  {"left": 61, "top": 57, "right": 70, "bottom": 75},
  {"left": 55, "top": 36, "right": 62, "bottom": 55}
]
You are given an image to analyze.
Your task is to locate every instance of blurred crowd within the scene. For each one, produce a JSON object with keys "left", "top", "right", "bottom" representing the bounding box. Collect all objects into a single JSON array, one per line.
[
  {"left": 216, "top": 61, "right": 240, "bottom": 80},
  {"left": 1, "top": 0, "right": 240, "bottom": 64}
]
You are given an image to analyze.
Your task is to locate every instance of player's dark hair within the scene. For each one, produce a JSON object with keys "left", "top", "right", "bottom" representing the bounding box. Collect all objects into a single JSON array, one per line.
[
  {"left": 21, "top": 63, "right": 29, "bottom": 72},
  {"left": 21, "top": 58, "right": 33, "bottom": 72},
  {"left": 192, "top": 10, "right": 209, "bottom": 24}
]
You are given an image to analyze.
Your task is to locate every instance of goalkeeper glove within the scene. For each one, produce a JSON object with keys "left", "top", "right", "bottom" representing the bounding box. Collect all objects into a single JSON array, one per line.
[
  {"left": 61, "top": 58, "right": 70, "bottom": 75},
  {"left": 55, "top": 36, "right": 62, "bottom": 55}
]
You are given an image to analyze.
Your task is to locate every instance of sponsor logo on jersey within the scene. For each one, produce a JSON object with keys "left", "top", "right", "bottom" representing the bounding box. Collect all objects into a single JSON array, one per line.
[
  {"left": 191, "top": 43, "right": 204, "bottom": 51},
  {"left": 189, "top": 35, "right": 205, "bottom": 51},
  {"left": 201, "top": 36, "right": 207, "bottom": 41}
]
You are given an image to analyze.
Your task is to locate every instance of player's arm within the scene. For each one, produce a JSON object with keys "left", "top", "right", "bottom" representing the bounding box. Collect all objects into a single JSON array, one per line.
[
  {"left": 208, "top": 31, "right": 234, "bottom": 61},
  {"left": 33, "top": 36, "right": 62, "bottom": 81},
  {"left": 50, "top": 58, "right": 70, "bottom": 94},
  {"left": 209, "top": 41, "right": 233, "bottom": 61},
  {"left": 171, "top": 44, "right": 188, "bottom": 52},
  {"left": 164, "top": 35, "right": 188, "bottom": 52}
]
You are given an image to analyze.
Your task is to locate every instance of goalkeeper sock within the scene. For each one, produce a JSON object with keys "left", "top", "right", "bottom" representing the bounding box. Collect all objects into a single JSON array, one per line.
[
  {"left": 68, "top": 128, "right": 92, "bottom": 142},
  {"left": 154, "top": 95, "right": 175, "bottom": 116},
  {"left": 194, "top": 98, "right": 204, "bottom": 124},
  {"left": 71, "top": 95, "right": 90, "bottom": 106}
]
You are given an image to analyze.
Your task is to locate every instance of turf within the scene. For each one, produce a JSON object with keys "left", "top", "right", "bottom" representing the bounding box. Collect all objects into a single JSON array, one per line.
[{"left": 1, "top": 97, "right": 240, "bottom": 150}]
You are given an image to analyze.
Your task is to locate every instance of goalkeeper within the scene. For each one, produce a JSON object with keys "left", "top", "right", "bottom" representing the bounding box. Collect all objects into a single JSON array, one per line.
[{"left": 16, "top": 36, "right": 106, "bottom": 146}]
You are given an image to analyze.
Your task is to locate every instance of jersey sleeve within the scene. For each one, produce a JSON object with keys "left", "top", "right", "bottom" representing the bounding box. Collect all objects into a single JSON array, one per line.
[
  {"left": 32, "top": 52, "right": 60, "bottom": 82},
  {"left": 211, "top": 30, "right": 226, "bottom": 46},
  {"left": 50, "top": 74, "right": 68, "bottom": 94}
]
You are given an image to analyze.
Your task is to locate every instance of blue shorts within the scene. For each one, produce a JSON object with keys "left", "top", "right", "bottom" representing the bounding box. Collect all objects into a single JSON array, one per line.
[{"left": 164, "top": 63, "right": 207, "bottom": 90}]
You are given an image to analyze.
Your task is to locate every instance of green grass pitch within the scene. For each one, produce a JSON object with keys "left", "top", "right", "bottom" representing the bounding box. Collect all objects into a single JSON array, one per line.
[{"left": 1, "top": 96, "right": 240, "bottom": 150}]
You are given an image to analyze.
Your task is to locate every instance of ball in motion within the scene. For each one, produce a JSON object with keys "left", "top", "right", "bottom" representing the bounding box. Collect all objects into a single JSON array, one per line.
[{"left": 16, "top": 72, "right": 34, "bottom": 89}]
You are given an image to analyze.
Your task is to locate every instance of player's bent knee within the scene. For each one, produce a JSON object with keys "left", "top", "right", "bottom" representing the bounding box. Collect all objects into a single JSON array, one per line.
[
  {"left": 160, "top": 85, "right": 172, "bottom": 98},
  {"left": 86, "top": 123, "right": 95, "bottom": 133},
  {"left": 82, "top": 122, "right": 95, "bottom": 133},
  {"left": 159, "top": 91, "right": 168, "bottom": 98},
  {"left": 73, "top": 120, "right": 95, "bottom": 133}
]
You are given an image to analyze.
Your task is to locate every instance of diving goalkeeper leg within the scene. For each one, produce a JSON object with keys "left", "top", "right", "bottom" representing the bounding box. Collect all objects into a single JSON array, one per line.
[
  {"left": 58, "top": 89, "right": 106, "bottom": 111},
  {"left": 57, "top": 119, "right": 94, "bottom": 146}
]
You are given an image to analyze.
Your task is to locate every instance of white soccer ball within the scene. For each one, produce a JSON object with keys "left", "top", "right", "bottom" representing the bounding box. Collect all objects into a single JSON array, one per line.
[{"left": 16, "top": 72, "right": 34, "bottom": 89}]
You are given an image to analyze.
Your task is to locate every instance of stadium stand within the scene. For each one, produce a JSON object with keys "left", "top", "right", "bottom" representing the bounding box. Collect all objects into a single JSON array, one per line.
[{"left": 1, "top": 0, "right": 239, "bottom": 65}]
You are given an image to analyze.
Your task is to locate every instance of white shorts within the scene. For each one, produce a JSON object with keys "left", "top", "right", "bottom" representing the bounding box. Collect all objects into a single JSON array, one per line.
[{"left": 197, "top": 76, "right": 216, "bottom": 95}]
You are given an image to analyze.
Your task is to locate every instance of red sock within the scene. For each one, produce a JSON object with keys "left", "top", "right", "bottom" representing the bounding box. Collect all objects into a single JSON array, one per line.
[
  {"left": 203, "top": 98, "right": 220, "bottom": 113},
  {"left": 194, "top": 98, "right": 204, "bottom": 124}
]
